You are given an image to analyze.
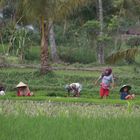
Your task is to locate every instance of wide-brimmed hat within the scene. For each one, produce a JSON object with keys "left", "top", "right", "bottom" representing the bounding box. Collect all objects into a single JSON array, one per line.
[
  {"left": 16, "top": 82, "right": 27, "bottom": 88},
  {"left": 120, "top": 85, "right": 131, "bottom": 92}
]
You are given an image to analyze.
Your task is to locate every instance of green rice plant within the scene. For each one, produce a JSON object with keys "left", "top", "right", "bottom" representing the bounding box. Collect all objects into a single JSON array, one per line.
[
  {"left": 0, "top": 114, "right": 140, "bottom": 140},
  {"left": 1, "top": 66, "right": 140, "bottom": 100},
  {"left": 58, "top": 46, "right": 96, "bottom": 64},
  {"left": 1, "top": 100, "right": 140, "bottom": 117},
  {"left": 126, "top": 101, "right": 134, "bottom": 114}
]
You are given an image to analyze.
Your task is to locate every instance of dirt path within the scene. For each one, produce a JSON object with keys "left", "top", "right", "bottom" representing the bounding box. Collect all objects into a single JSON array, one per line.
[{"left": 0, "top": 63, "right": 108, "bottom": 71}]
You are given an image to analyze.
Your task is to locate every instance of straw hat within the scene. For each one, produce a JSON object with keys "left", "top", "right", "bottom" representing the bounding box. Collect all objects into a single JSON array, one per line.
[
  {"left": 120, "top": 85, "right": 131, "bottom": 92},
  {"left": 16, "top": 82, "right": 27, "bottom": 88}
]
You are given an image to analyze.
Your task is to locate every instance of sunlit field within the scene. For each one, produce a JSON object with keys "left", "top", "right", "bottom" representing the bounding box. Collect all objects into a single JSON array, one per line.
[
  {"left": 0, "top": 100, "right": 140, "bottom": 140},
  {"left": 1, "top": 66, "right": 140, "bottom": 99},
  {"left": 0, "top": 67, "right": 140, "bottom": 140}
]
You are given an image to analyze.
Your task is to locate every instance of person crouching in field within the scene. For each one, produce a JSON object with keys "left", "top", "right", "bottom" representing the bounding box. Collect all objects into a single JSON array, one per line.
[
  {"left": 95, "top": 68, "right": 115, "bottom": 99},
  {"left": 120, "top": 85, "right": 135, "bottom": 100},
  {"left": 16, "top": 82, "right": 33, "bottom": 96},
  {"left": 65, "top": 83, "right": 82, "bottom": 97},
  {"left": 0, "top": 83, "right": 5, "bottom": 96}
]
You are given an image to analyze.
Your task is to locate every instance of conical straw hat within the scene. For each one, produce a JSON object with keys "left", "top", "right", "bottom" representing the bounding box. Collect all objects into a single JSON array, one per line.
[
  {"left": 120, "top": 85, "right": 131, "bottom": 92},
  {"left": 16, "top": 82, "right": 27, "bottom": 88}
]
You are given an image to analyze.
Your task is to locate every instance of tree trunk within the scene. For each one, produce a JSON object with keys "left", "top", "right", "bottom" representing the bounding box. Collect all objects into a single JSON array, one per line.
[
  {"left": 98, "top": 0, "right": 103, "bottom": 35},
  {"left": 97, "top": 43, "right": 104, "bottom": 64},
  {"left": 97, "top": 0, "right": 104, "bottom": 64},
  {"left": 63, "top": 19, "right": 67, "bottom": 36},
  {"left": 49, "top": 20, "right": 60, "bottom": 63},
  {"left": 40, "top": 16, "right": 51, "bottom": 74}
]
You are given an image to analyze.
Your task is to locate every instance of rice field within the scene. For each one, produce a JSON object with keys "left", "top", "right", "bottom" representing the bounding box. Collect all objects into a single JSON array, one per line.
[
  {"left": 1, "top": 66, "right": 140, "bottom": 98},
  {"left": 0, "top": 67, "right": 140, "bottom": 140},
  {"left": 0, "top": 100, "right": 140, "bottom": 140},
  {"left": 0, "top": 100, "right": 140, "bottom": 117}
]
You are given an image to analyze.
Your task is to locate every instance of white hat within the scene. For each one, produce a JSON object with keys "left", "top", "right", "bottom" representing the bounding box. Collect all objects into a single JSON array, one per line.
[
  {"left": 120, "top": 85, "right": 131, "bottom": 92},
  {"left": 16, "top": 82, "right": 27, "bottom": 88}
]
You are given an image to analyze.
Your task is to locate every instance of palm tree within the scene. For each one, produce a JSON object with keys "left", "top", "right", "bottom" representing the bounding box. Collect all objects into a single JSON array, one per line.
[
  {"left": 97, "top": 0, "right": 104, "bottom": 64},
  {"left": 1, "top": 0, "right": 91, "bottom": 74},
  {"left": 21, "top": 0, "right": 91, "bottom": 74},
  {"left": 49, "top": 20, "right": 60, "bottom": 63},
  {"left": 106, "top": 0, "right": 140, "bottom": 64},
  {"left": 106, "top": 48, "right": 139, "bottom": 64}
]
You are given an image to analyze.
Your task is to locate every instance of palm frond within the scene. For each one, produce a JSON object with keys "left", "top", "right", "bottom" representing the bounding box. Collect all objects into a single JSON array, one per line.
[
  {"left": 106, "top": 48, "right": 140, "bottom": 64},
  {"left": 54, "top": 0, "right": 92, "bottom": 21},
  {"left": 21, "top": 0, "right": 92, "bottom": 22}
]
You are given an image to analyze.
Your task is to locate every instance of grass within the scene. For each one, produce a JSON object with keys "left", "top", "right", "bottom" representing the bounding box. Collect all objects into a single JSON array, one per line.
[
  {"left": 0, "top": 66, "right": 140, "bottom": 105},
  {"left": 1, "top": 94, "right": 140, "bottom": 105},
  {"left": 0, "top": 98, "right": 139, "bottom": 140},
  {"left": 1, "top": 42, "right": 140, "bottom": 140},
  {"left": 1, "top": 66, "right": 140, "bottom": 95},
  {"left": 0, "top": 115, "right": 140, "bottom": 140}
]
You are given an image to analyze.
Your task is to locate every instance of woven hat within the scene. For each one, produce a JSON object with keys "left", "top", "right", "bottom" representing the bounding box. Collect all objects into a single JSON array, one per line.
[
  {"left": 120, "top": 85, "right": 131, "bottom": 92},
  {"left": 16, "top": 82, "right": 27, "bottom": 88}
]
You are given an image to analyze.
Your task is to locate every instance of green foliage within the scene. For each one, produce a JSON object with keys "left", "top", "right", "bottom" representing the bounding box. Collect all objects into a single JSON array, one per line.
[
  {"left": 10, "top": 28, "right": 30, "bottom": 55},
  {"left": 1, "top": 0, "right": 140, "bottom": 65},
  {"left": 0, "top": 106, "right": 140, "bottom": 140},
  {"left": 59, "top": 46, "right": 96, "bottom": 64},
  {"left": 7, "top": 27, "right": 40, "bottom": 62},
  {"left": 97, "top": 34, "right": 112, "bottom": 44},
  {"left": 83, "top": 20, "right": 100, "bottom": 35},
  {"left": 0, "top": 24, "right": 40, "bottom": 62},
  {"left": 107, "top": 15, "right": 119, "bottom": 32},
  {"left": 0, "top": 55, "right": 7, "bottom": 65},
  {"left": 25, "top": 46, "right": 40, "bottom": 62},
  {"left": 127, "top": 36, "right": 140, "bottom": 47},
  {"left": 0, "top": 22, "right": 15, "bottom": 43},
  {"left": 113, "top": 0, "right": 124, "bottom": 8},
  {"left": 1, "top": 66, "right": 140, "bottom": 99},
  {"left": 127, "top": 101, "right": 134, "bottom": 113},
  {"left": 106, "top": 48, "right": 139, "bottom": 64},
  {"left": 5, "top": 56, "right": 19, "bottom": 64},
  {"left": 54, "top": 22, "right": 97, "bottom": 64},
  {"left": 22, "top": 0, "right": 91, "bottom": 22}
]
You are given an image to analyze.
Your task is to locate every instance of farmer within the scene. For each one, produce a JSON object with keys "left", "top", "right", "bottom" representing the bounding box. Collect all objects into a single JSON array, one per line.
[
  {"left": 120, "top": 85, "right": 135, "bottom": 100},
  {"left": 95, "top": 68, "right": 115, "bottom": 99},
  {"left": 65, "top": 83, "right": 82, "bottom": 97},
  {"left": 0, "top": 83, "right": 5, "bottom": 96},
  {"left": 16, "top": 82, "right": 33, "bottom": 96}
]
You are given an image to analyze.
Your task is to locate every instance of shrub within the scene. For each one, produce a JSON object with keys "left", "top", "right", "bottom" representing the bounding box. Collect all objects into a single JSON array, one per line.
[{"left": 58, "top": 47, "right": 96, "bottom": 64}]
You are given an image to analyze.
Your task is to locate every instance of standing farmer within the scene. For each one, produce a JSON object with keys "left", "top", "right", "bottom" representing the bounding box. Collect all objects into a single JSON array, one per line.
[{"left": 95, "top": 68, "right": 114, "bottom": 99}]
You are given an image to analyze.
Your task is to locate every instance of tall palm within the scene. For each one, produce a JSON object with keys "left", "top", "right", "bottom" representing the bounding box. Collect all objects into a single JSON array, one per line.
[
  {"left": 1, "top": 0, "right": 90, "bottom": 74},
  {"left": 22, "top": 0, "right": 91, "bottom": 74},
  {"left": 106, "top": 0, "right": 140, "bottom": 64},
  {"left": 106, "top": 47, "right": 139, "bottom": 64},
  {"left": 97, "top": 0, "right": 104, "bottom": 64},
  {"left": 49, "top": 20, "right": 60, "bottom": 63}
]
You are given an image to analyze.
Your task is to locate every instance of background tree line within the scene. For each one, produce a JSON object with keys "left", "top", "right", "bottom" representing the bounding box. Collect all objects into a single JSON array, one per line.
[{"left": 0, "top": 0, "right": 140, "bottom": 74}]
